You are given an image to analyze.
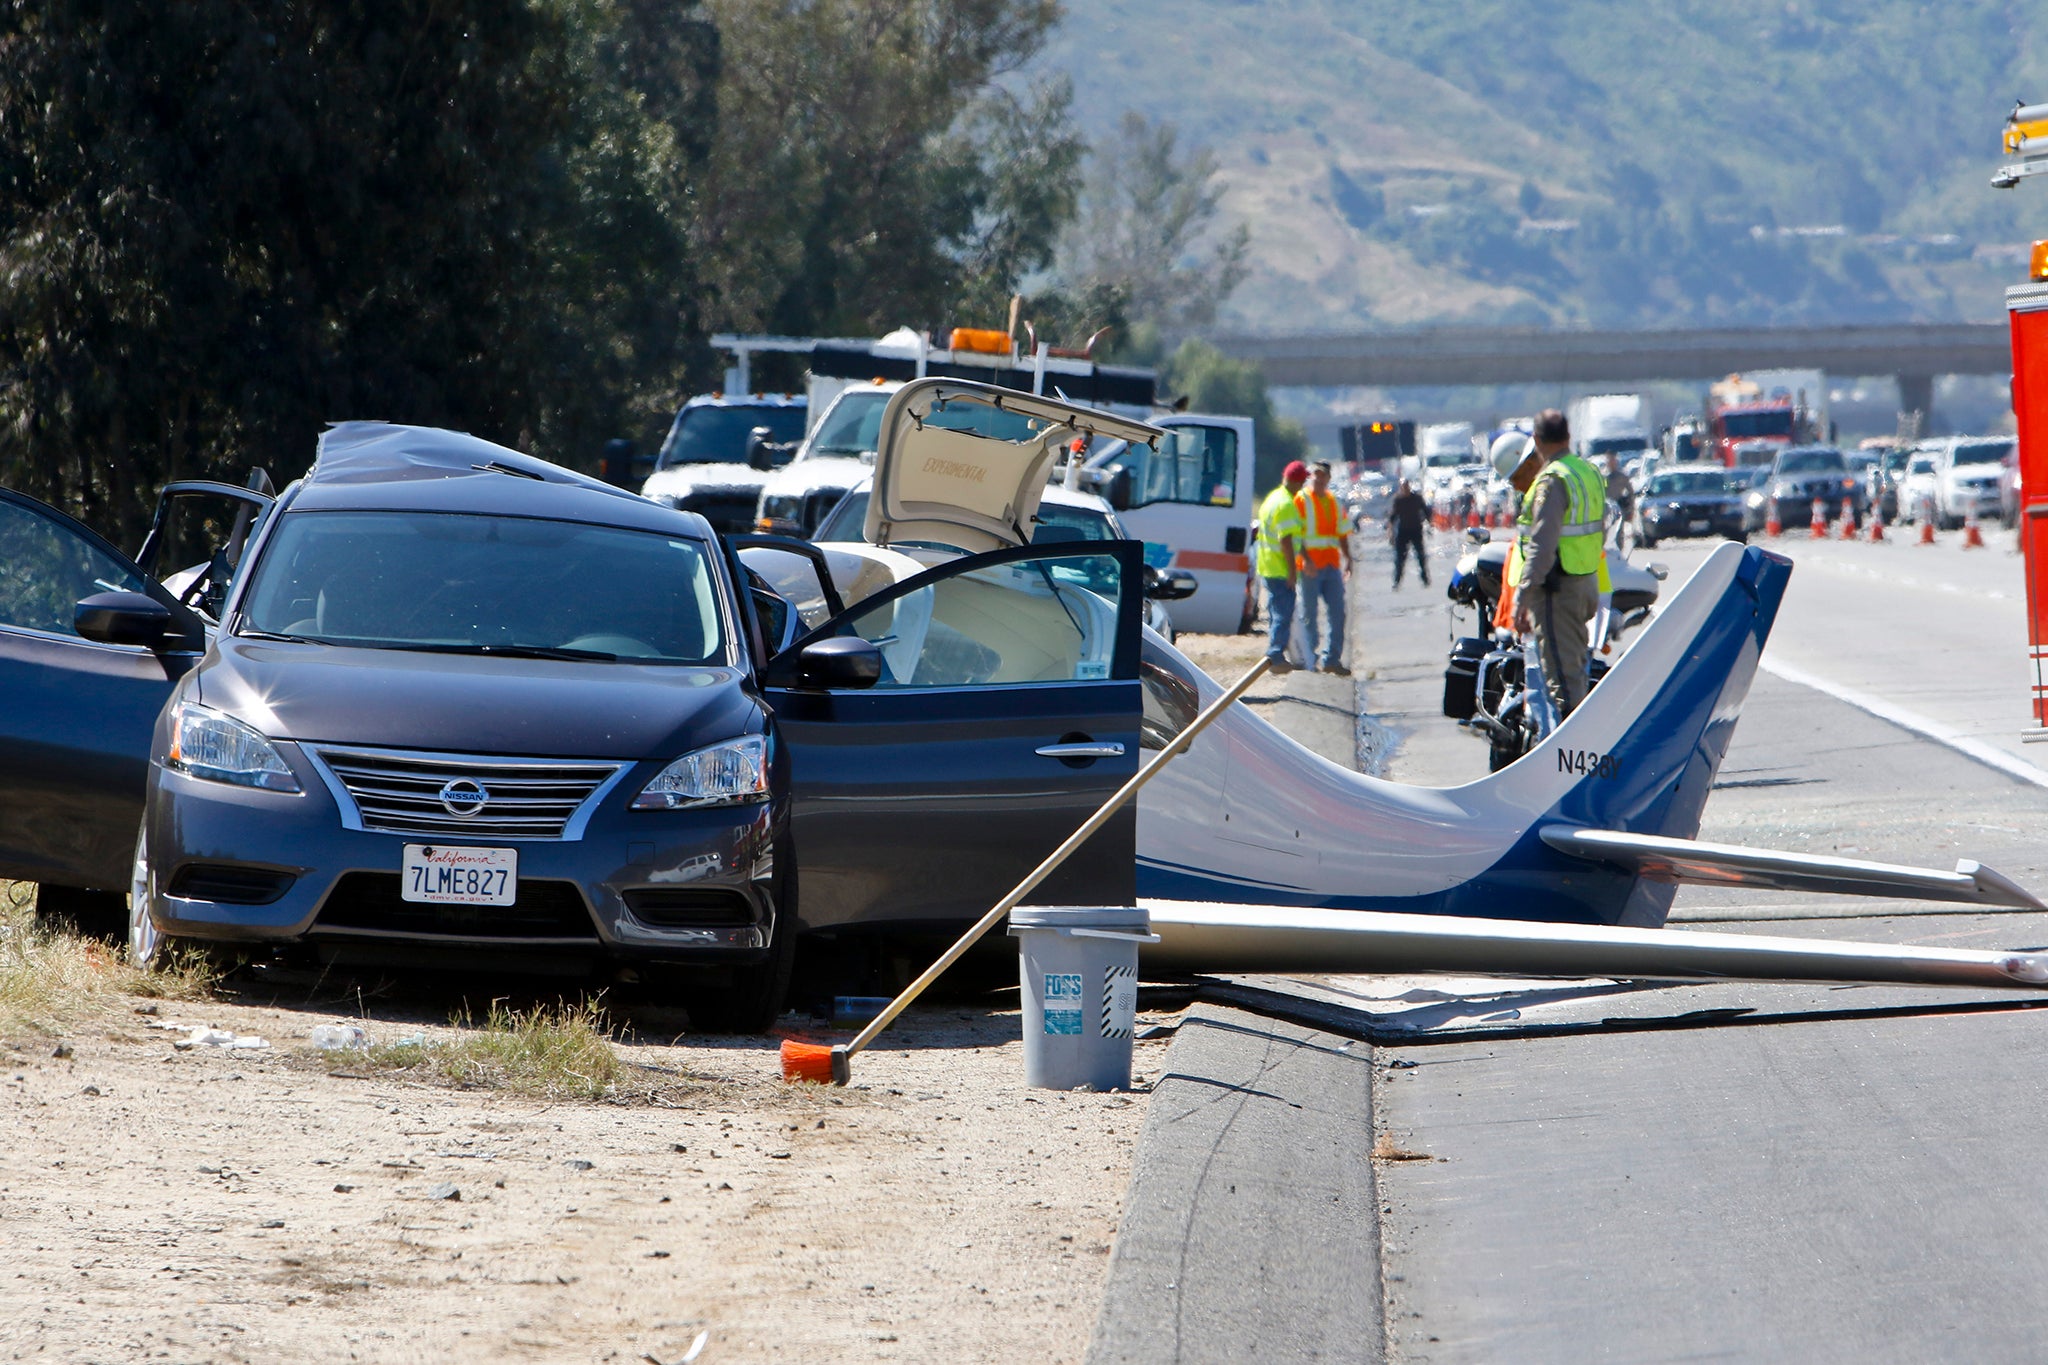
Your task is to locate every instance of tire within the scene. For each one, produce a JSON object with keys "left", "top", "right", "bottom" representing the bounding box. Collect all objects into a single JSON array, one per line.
[
  {"left": 35, "top": 883, "right": 127, "bottom": 941},
  {"left": 127, "top": 822, "right": 165, "bottom": 967},
  {"left": 1735, "top": 532, "right": 1750, "bottom": 544},
  {"left": 685, "top": 881, "right": 797, "bottom": 1034}
]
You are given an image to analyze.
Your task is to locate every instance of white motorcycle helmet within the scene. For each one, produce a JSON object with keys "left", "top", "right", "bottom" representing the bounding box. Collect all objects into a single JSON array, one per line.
[{"left": 1489, "top": 431, "right": 1534, "bottom": 479}]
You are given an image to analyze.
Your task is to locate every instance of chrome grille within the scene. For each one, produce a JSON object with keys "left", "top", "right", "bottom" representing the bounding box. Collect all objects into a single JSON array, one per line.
[{"left": 309, "top": 746, "right": 626, "bottom": 841}]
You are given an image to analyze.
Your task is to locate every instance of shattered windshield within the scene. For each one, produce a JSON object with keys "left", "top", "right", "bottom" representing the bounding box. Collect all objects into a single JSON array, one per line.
[{"left": 238, "top": 511, "right": 726, "bottom": 663}]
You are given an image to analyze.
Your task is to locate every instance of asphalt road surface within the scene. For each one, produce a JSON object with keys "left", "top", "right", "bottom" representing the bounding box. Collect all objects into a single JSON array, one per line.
[{"left": 1342, "top": 527, "right": 2048, "bottom": 1362}]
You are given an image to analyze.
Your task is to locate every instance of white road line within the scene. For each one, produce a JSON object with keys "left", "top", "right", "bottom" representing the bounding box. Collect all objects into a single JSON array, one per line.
[{"left": 1759, "top": 656, "right": 2048, "bottom": 791}]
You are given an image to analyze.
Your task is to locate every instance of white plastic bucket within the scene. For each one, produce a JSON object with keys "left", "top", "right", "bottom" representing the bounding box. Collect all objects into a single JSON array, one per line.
[{"left": 1009, "top": 906, "right": 1157, "bottom": 1091}]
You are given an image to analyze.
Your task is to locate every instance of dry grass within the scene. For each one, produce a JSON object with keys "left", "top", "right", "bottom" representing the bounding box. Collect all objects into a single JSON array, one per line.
[
  {"left": 0, "top": 881, "right": 215, "bottom": 1035},
  {"left": 1371, "top": 1132, "right": 1437, "bottom": 1162},
  {"left": 321, "top": 997, "right": 625, "bottom": 1099}
]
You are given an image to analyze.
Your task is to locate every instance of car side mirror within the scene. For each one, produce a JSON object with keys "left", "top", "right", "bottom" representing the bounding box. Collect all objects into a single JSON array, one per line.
[
  {"left": 1646, "top": 563, "right": 1669, "bottom": 581},
  {"left": 746, "top": 427, "right": 776, "bottom": 471},
  {"left": 1104, "top": 466, "right": 1132, "bottom": 512},
  {"left": 794, "top": 636, "right": 882, "bottom": 690},
  {"left": 1147, "top": 569, "right": 1199, "bottom": 602},
  {"left": 75, "top": 590, "right": 174, "bottom": 648}
]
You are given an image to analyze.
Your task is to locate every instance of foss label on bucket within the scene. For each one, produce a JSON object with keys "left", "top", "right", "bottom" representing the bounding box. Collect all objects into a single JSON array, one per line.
[{"left": 1043, "top": 973, "right": 1085, "bottom": 1035}]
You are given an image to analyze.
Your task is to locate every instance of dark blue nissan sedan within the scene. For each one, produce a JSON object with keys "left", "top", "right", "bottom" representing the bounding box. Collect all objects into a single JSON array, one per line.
[{"left": 0, "top": 416, "right": 1152, "bottom": 1030}]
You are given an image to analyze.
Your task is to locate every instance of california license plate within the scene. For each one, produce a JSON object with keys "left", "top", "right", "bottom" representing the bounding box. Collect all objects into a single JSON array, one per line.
[
  {"left": 1688, "top": 519, "right": 1710, "bottom": 532},
  {"left": 402, "top": 845, "right": 517, "bottom": 905}
]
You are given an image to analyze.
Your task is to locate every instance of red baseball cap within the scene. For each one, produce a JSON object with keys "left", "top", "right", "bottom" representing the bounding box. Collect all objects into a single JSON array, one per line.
[{"left": 1283, "top": 460, "right": 1310, "bottom": 483}]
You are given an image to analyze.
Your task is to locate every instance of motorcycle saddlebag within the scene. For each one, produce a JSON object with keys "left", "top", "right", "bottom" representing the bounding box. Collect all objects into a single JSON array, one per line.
[{"left": 1443, "top": 635, "right": 1489, "bottom": 719}]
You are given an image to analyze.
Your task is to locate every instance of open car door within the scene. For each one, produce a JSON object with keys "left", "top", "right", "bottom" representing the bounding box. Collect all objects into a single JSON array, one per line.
[
  {"left": 0, "top": 479, "right": 274, "bottom": 904},
  {"left": 0, "top": 490, "right": 211, "bottom": 899},
  {"left": 763, "top": 539, "right": 1145, "bottom": 937}
]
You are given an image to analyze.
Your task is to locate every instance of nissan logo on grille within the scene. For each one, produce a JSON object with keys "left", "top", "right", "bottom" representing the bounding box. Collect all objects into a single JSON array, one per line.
[{"left": 438, "top": 778, "right": 490, "bottom": 818}]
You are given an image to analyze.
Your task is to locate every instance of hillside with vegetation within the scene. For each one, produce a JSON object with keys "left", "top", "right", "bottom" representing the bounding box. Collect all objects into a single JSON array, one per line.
[{"left": 1034, "top": 1, "right": 2048, "bottom": 332}]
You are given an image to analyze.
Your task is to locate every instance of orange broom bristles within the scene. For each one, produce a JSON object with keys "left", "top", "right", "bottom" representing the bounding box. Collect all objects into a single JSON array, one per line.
[{"left": 780, "top": 1039, "right": 842, "bottom": 1084}]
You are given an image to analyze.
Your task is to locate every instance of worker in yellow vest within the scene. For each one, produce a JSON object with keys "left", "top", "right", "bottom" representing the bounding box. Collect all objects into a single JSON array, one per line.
[
  {"left": 1294, "top": 461, "right": 1353, "bottom": 675},
  {"left": 1254, "top": 460, "right": 1310, "bottom": 672},
  {"left": 1511, "top": 408, "right": 1608, "bottom": 718}
]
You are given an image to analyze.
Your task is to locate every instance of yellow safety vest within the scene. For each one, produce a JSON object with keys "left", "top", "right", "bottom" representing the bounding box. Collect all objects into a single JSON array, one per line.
[
  {"left": 1517, "top": 454, "right": 1608, "bottom": 579},
  {"left": 1255, "top": 485, "right": 1305, "bottom": 578},
  {"left": 1294, "top": 489, "right": 1346, "bottom": 570}
]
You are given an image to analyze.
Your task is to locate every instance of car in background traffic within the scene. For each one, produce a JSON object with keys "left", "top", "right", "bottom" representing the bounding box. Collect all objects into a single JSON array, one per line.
[
  {"left": 1865, "top": 445, "right": 1912, "bottom": 523},
  {"left": 640, "top": 393, "right": 807, "bottom": 534},
  {"left": 1898, "top": 449, "right": 1941, "bottom": 523},
  {"left": 1757, "top": 445, "right": 1864, "bottom": 530},
  {"left": 1633, "top": 465, "right": 1749, "bottom": 547},
  {"left": 1929, "top": 436, "right": 2013, "bottom": 529}
]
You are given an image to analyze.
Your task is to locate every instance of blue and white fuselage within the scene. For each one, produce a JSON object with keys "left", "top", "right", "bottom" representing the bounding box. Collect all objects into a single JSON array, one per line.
[{"left": 1134, "top": 543, "right": 2034, "bottom": 927}]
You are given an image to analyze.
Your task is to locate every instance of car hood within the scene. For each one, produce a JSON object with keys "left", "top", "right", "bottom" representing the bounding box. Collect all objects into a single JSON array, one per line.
[
  {"left": 641, "top": 465, "right": 768, "bottom": 499},
  {"left": 865, "top": 378, "right": 1164, "bottom": 555},
  {"left": 761, "top": 456, "right": 872, "bottom": 498},
  {"left": 195, "top": 636, "right": 758, "bottom": 760}
]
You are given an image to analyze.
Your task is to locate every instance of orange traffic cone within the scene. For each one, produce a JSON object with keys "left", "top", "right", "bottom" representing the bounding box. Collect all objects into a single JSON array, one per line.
[
  {"left": 1765, "top": 502, "right": 1783, "bottom": 537},
  {"left": 1868, "top": 512, "right": 1885, "bottom": 542},
  {"left": 1809, "top": 498, "right": 1828, "bottom": 539},
  {"left": 1839, "top": 499, "right": 1858, "bottom": 540},
  {"left": 1917, "top": 515, "right": 1936, "bottom": 546},
  {"left": 1964, "top": 507, "right": 1986, "bottom": 548},
  {"left": 1467, "top": 508, "right": 1482, "bottom": 530}
]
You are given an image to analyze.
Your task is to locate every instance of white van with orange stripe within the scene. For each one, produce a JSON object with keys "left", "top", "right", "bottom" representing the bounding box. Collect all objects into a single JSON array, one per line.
[{"left": 1082, "top": 414, "right": 1258, "bottom": 635}]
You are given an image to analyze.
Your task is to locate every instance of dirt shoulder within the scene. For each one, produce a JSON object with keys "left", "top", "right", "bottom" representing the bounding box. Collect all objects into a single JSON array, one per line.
[{"left": 0, "top": 948, "right": 1181, "bottom": 1363}]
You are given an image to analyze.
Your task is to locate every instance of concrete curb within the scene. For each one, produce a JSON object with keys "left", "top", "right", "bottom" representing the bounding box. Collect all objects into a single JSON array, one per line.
[{"left": 1085, "top": 1003, "right": 1386, "bottom": 1364}]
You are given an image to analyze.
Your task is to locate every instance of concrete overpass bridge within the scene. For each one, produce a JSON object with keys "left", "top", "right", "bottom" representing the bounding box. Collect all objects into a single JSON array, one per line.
[{"left": 1207, "top": 323, "right": 2011, "bottom": 420}]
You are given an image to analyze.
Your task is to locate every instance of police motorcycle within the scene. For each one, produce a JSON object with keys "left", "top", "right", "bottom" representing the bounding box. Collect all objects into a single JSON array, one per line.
[{"left": 1442, "top": 507, "right": 1666, "bottom": 771}]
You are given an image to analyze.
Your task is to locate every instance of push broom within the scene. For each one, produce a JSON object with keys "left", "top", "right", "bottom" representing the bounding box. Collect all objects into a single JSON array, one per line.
[{"left": 780, "top": 655, "right": 1273, "bottom": 1084}]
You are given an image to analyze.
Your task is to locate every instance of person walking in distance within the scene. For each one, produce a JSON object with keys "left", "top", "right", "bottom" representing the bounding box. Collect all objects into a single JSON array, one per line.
[
  {"left": 1294, "top": 460, "right": 1353, "bottom": 675},
  {"left": 1388, "top": 478, "right": 1428, "bottom": 588},
  {"left": 1255, "top": 460, "right": 1310, "bottom": 672},
  {"left": 1511, "top": 409, "right": 1607, "bottom": 718},
  {"left": 1604, "top": 451, "right": 1637, "bottom": 551}
]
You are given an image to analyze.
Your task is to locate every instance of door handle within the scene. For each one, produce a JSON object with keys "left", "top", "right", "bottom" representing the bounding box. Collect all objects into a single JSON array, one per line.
[{"left": 1035, "top": 741, "right": 1125, "bottom": 759}]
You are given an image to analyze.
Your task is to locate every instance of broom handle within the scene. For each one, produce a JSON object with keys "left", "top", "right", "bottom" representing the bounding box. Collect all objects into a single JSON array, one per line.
[{"left": 843, "top": 655, "right": 1273, "bottom": 1059}]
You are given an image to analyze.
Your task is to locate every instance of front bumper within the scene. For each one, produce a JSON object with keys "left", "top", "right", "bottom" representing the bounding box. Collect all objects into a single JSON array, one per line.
[
  {"left": 1642, "top": 506, "right": 1745, "bottom": 539},
  {"left": 144, "top": 749, "right": 780, "bottom": 966}
]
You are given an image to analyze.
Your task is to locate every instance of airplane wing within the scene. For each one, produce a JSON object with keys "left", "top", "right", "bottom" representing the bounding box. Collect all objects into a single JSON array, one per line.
[
  {"left": 1141, "top": 900, "right": 2048, "bottom": 989},
  {"left": 1539, "top": 827, "right": 2043, "bottom": 909}
]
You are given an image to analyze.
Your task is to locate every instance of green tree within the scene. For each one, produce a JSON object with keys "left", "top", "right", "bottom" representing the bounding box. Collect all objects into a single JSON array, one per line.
[
  {"left": 1057, "top": 112, "right": 1249, "bottom": 334},
  {"left": 693, "top": 0, "right": 1073, "bottom": 338},
  {"left": 0, "top": 0, "right": 712, "bottom": 542}
]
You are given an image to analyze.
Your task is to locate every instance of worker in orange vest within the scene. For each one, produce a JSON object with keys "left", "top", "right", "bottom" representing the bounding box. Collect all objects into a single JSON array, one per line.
[{"left": 1294, "top": 460, "right": 1354, "bottom": 675}]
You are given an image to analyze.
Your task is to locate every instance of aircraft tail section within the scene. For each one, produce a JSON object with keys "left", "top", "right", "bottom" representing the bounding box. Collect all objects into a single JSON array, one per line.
[{"left": 1454, "top": 542, "right": 1793, "bottom": 923}]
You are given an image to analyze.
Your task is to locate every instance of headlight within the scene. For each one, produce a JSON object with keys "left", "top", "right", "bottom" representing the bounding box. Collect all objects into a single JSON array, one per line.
[
  {"left": 167, "top": 701, "right": 301, "bottom": 792},
  {"left": 631, "top": 735, "right": 770, "bottom": 810}
]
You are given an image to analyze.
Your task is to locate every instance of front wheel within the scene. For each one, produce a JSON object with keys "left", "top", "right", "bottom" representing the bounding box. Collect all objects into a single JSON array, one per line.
[
  {"left": 128, "top": 822, "right": 165, "bottom": 968},
  {"left": 684, "top": 878, "right": 797, "bottom": 1034}
]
